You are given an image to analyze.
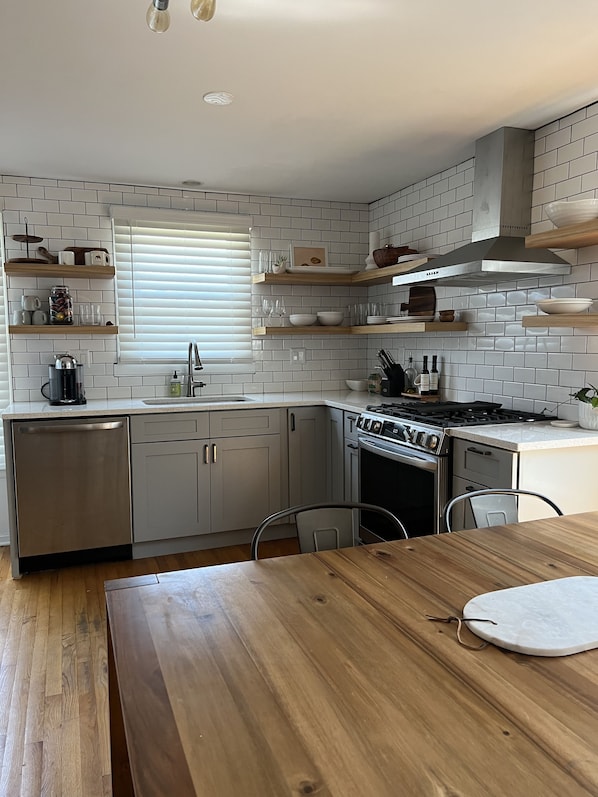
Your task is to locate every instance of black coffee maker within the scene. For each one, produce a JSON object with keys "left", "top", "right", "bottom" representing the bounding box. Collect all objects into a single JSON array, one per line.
[{"left": 41, "top": 353, "right": 86, "bottom": 405}]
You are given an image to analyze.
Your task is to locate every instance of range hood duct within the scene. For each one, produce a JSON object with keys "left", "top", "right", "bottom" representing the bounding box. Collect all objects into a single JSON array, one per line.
[{"left": 392, "top": 127, "right": 571, "bottom": 287}]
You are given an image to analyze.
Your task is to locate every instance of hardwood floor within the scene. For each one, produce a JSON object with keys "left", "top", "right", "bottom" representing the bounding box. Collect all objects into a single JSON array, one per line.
[{"left": 0, "top": 539, "right": 298, "bottom": 796}]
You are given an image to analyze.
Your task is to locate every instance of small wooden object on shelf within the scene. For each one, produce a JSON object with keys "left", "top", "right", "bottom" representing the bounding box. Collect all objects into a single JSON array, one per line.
[{"left": 400, "top": 392, "right": 439, "bottom": 402}]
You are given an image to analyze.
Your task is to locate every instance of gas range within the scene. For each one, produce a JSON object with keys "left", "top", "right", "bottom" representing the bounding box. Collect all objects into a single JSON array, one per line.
[{"left": 356, "top": 401, "right": 552, "bottom": 456}]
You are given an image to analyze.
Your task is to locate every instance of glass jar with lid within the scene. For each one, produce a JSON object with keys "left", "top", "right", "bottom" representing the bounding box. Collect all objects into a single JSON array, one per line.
[{"left": 49, "top": 285, "right": 73, "bottom": 325}]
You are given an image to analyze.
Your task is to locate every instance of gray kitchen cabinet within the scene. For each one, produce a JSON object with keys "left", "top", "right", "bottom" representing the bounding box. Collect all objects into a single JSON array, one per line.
[
  {"left": 131, "top": 438, "right": 211, "bottom": 542},
  {"left": 288, "top": 406, "right": 327, "bottom": 505},
  {"left": 130, "top": 409, "right": 286, "bottom": 544},
  {"left": 451, "top": 436, "right": 598, "bottom": 529},
  {"left": 326, "top": 407, "right": 344, "bottom": 501},
  {"left": 344, "top": 411, "right": 360, "bottom": 502}
]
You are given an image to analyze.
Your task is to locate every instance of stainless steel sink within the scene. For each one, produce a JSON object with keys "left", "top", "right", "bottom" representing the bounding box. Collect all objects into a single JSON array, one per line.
[{"left": 142, "top": 395, "right": 252, "bottom": 405}]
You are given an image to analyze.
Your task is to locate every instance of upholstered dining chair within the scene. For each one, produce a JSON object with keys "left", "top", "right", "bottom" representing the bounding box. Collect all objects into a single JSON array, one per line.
[
  {"left": 250, "top": 501, "right": 408, "bottom": 560},
  {"left": 443, "top": 488, "right": 563, "bottom": 533}
]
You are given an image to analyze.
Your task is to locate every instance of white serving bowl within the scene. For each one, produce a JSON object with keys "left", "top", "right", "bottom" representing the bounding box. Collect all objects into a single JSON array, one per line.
[
  {"left": 545, "top": 199, "right": 598, "bottom": 228},
  {"left": 317, "top": 311, "right": 344, "bottom": 326},
  {"left": 536, "top": 298, "right": 594, "bottom": 314},
  {"left": 345, "top": 379, "right": 368, "bottom": 391},
  {"left": 289, "top": 313, "right": 317, "bottom": 327}
]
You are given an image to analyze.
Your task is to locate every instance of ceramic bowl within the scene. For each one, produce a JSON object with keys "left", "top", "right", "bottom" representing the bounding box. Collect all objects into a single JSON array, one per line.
[
  {"left": 535, "top": 298, "right": 594, "bottom": 314},
  {"left": 545, "top": 199, "right": 598, "bottom": 228},
  {"left": 289, "top": 313, "right": 317, "bottom": 326},
  {"left": 345, "top": 379, "right": 368, "bottom": 391},
  {"left": 317, "top": 311, "right": 344, "bottom": 326}
]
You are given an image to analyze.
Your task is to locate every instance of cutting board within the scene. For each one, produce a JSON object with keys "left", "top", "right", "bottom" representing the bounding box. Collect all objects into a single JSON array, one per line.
[{"left": 463, "top": 576, "right": 598, "bottom": 656}]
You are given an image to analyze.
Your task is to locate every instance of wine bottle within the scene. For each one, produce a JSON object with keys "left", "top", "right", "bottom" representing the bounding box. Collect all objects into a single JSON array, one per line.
[
  {"left": 430, "top": 355, "right": 439, "bottom": 396},
  {"left": 420, "top": 355, "right": 430, "bottom": 395},
  {"left": 404, "top": 354, "right": 417, "bottom": 392}
]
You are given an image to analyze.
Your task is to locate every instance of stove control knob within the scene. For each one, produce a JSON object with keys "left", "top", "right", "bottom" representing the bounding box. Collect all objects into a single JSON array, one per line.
[
  {"left": 423, "top": 434, "right": 440, "bottom": 451},
  {"left": 371, "top": 420, "right": 382, "bottom": 434}
]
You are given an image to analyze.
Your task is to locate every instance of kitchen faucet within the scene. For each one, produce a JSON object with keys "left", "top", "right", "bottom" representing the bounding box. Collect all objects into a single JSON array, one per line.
[{"left": 187, "top": 341, "right": 205, "bottom": 397}]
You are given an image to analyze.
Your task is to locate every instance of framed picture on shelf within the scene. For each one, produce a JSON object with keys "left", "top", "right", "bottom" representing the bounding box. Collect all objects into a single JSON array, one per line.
[{"left": 290, "top": 244, "right": 328, "bottom": 270}]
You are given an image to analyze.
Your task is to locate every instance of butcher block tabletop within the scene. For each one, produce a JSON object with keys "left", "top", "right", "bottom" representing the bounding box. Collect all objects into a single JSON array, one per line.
[{"left": 106, "top": 512, "right": 598, "bottom": 796}]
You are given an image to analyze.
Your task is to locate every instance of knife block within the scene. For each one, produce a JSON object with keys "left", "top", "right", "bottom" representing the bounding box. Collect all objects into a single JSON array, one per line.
[{"left": 380, "top": 365, "right": 405, "bottom": 397}]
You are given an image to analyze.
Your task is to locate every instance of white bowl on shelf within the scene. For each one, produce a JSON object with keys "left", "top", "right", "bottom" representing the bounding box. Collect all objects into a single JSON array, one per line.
[
  {"left": 545, "top": 199, "right": 598, "bottom": 228},
  {"left": 535, "top": 298, "right": 594, "bottom": 314},
  {"left": 317, "top": 311, "right": 344, "bottom": 326},
  {"left": 289, "top": 313, "right": 317, "bottom": 326},
  {"left": 345, "top": 379, "right": 368, "bottom": 391}
]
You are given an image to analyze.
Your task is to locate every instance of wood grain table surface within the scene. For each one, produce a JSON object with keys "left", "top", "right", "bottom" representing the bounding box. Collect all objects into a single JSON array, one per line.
[{"left": 105, "top": 512, "right": 598, "bottom": 796}]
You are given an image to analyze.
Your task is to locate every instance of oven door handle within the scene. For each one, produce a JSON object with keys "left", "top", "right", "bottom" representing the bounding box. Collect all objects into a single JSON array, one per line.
[{"left": 359, "top": 437, "right": 439, "bottom": 473}]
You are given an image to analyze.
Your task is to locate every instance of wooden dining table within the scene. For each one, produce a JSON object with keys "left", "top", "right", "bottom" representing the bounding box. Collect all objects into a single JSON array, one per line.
[{"left": 105, "top": 512, "right": 598, "bottom": 796}]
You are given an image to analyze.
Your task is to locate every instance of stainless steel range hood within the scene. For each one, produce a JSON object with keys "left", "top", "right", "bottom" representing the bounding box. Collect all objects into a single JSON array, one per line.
[{"left": 392, "top": 127, "right": 571, "bottom": 287}]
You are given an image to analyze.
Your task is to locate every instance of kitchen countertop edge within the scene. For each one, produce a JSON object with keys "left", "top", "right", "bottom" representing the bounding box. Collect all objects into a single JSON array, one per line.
[{"left": 0, "top": 391, "right": 382, "bottom": 421}]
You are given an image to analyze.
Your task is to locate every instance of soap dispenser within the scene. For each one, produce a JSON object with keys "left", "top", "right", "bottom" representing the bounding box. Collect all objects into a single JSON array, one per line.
[{"left": 169, "top": 370, "right": 182, "bottom": 397}]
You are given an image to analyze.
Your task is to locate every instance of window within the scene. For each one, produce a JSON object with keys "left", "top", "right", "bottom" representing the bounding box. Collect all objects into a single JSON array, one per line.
[
  {"left": 0, "top": 215, "right": 10, "bottom": 469},
  {"left": 111, "top": 207, "right": 252, "bottom": 365}
]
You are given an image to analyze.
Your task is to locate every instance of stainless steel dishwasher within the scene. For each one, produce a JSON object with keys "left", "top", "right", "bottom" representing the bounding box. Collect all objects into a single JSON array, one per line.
[{"left": 11, "top": 416, "right": 132, "bottom": 571}]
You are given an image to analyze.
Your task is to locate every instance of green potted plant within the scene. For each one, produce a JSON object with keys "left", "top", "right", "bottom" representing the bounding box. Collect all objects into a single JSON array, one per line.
[{"left": 571, "top": 385, "right": 598, "bottom": 430}]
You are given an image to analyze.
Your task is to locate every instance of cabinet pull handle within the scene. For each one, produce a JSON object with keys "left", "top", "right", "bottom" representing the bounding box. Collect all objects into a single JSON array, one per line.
[
  {"left": 347, "top": 443, "right": 358, "bottom": 450},
  {"left": 466, "top": 446, "right": 493, "bottom": 457},
  {"left": 212, "top": 443, "right": 217, "bottom": 463},
  {"left": 290, "top": 412, "right": 296, "bottom": 432},
  {"left": 349, "top": 417, "right": 354, "bottom": 433},
  {"left": 203, "top": 444, "right": 209, "bottom": 464}
]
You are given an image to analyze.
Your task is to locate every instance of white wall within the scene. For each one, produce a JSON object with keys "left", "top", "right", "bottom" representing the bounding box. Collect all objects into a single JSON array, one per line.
[
  {"left": 1, "top": 187, "right": 371, "bottom": 399},
  {"left": 2, "top": 101, "right": 598, "bottom": 419},
  {"left": 367, "top": 101, "right": 598, "bottom": 422}
]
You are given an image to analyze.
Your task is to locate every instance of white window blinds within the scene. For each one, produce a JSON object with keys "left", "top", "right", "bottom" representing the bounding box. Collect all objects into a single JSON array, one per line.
[
  {"left": 111, "top": 207, "right": 252, "bottom": 364},
  {"left": 0, "top": 215, "right": 10, "bottom": 469}
]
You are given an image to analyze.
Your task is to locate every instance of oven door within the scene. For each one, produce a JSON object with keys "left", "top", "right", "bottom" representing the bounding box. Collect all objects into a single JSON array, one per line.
[{"left": 358, "top": 435, "right": 448, "bottom": 539}]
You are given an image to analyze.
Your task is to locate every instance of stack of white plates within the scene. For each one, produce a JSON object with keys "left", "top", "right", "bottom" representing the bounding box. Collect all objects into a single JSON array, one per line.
[{"left": 387, "top": 314, "right": 435, "bottom": 322}]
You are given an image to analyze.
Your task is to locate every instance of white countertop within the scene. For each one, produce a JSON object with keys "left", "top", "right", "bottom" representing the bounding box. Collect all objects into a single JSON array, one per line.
[
  {"left": 449, "top": 422, "right": 598, "bottom": 451},
  {"left": 0, "top": 390, "right": 386, "bottom": 421},
  {"left": 5, "top": 394, "right": 598, "bottom": 451}
]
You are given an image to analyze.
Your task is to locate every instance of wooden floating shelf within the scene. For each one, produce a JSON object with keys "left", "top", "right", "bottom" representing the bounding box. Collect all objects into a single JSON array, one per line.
[
  {"left": 252, "top": 321, "right": 467, "bottom": 336},
  {"left": 522, "top": 314, "right": 598, "bottom": 328},
  {"left": 9, "top": 325, "right": 118, "bottom": 335},
  {"left": 4, "top": 262, "right": 115, "bottom": 279},
  {"left": 251, "top": 258, "right": 433, "bottom": 287},
  {"left": 525, "top": 219, "right": 598, "bottom": 250}
]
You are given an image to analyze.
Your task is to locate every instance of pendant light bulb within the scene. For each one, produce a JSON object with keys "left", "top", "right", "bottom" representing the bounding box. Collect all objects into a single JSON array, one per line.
[
  {"left": 191, "top": 0, "right": 216, "bottom": 22},
  {"left": 147, "top": 0, "right": 171, "bottom": 33}
]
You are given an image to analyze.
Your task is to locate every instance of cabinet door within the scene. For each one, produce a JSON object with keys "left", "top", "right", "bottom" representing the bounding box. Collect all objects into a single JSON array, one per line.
[
  {"left": 450, "top": 475, "right": 487, "bottom": 531},
  {"left": 210, "top": 434, "right": 283, "bottom": 534},
  {"left": 344, "top": 440, "right": 359, "bottom": 502},
  {"left": 326, "top": 408, "right": 344, "bottom": 501},
  {"left": 287, "top": 407, "right": 327, "bottom": 506},
  {"left": 131, "top": 440, "right": 211, "bottom": 542}
]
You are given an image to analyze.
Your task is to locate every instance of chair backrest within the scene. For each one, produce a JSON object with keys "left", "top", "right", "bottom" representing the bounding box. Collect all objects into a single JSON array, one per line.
[
  {"left": 444, "top": 488, "right": 563, "bottom": 533},
  {"left": 250, "top": 501, "right": 408, "bottom": 560}
]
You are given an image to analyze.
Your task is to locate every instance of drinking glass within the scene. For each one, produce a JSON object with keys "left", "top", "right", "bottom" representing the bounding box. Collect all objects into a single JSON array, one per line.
[{"left": 261, "top": 298, "right": 273, "bottom": 326}]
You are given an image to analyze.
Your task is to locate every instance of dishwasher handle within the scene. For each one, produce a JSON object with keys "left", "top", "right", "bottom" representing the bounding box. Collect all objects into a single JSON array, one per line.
[{"left": 19, "top": 421, "right": 125, "bottom": 434}]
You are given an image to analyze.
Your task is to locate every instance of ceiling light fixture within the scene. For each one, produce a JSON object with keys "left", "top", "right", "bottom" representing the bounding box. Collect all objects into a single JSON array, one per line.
[
  {"left": 146, "top": 0, "right": 216, "bottom": 33},
  {"left": 203, "top": 91, "right": 233, "bottom": 106}
]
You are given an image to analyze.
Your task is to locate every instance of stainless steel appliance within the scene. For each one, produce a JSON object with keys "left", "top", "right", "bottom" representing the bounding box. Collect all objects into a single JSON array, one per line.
[
  {"left": 10, "top": 416, "right": 132, "bottom": 573},
  {"left": 357, "top": 401, "right": 551, "bottom": 540},
  {"left": 392, "top": 128, "right": 571, "bottom": 287},
  {"left": 42, "top": 353, "right": 86, "bottom": 405}
]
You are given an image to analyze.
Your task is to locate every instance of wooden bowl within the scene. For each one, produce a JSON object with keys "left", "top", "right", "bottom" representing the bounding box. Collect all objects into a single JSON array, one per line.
[{"left": 373, "top": 246, "right": 418, "bottom": 268}]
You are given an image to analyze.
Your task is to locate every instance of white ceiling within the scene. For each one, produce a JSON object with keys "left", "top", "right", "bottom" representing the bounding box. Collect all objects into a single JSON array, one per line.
[{"left": 2, "top": 0, "right": 598, "bottom": 203}]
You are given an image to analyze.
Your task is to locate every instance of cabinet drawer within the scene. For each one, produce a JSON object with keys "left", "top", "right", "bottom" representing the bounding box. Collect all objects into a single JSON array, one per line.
[
  {"left": 209, "top": 409, "right": 283, "bottom": 438},
  {"left": 452, "top": 438, "right": 517, "bottom": 487},
  {"left": 344, "top": 412, "right": 359, "bottom": 442},
  {"left": 130, "top": 412, "right": 210, "bottom": 443}
]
